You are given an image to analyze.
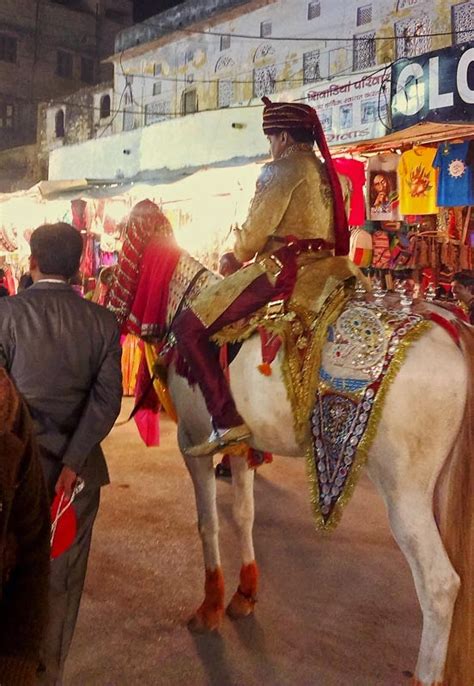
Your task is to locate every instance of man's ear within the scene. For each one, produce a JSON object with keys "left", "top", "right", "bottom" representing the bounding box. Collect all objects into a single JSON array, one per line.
[{"left": 29, "top": 255, "right": 38, "bottom": 271}]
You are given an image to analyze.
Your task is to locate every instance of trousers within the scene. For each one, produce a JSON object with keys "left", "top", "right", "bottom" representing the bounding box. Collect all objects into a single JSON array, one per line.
[
  {"left": 173, "top": 273, "right": 278, "bottom": 427},
  {"left": 38, "top": 455, "right": 100, "bottom": 685}
]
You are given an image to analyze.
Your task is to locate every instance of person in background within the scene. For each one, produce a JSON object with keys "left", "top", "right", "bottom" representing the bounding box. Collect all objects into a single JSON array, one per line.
[
  {"left": 451, "top": 270, "right": 474, "bottom": 324},
  {"left": 0, "top": 223, "right": 122, "bottom": 685},
  {"left": 0, "top": 368, "right": 50, "bottom": 686},
  {"left": 18, "top": 273, "right": 34, "bottom": 292}
]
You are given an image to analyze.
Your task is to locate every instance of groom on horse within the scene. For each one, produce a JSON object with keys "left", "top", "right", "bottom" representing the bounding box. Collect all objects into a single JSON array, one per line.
[{"left": 173, "top": 97, "right": 350, "bottom": 457}]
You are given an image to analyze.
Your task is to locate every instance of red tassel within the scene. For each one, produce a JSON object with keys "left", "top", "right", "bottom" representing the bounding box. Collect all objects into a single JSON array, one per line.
[{"left": 258, "top": 362, "right": 272, "bottom": 376}]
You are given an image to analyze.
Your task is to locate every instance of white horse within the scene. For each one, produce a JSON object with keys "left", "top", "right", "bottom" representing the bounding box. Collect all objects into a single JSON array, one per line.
[
  {"left": 115, "top": 237, "right": 473, "bottom": 686},
  {"left": 159, "top": 264, "right": 474, "bottom": 686}
]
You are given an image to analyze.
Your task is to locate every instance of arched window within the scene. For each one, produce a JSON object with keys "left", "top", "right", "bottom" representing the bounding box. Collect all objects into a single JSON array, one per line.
[
  {"left": 100, "top": 94, "right": 111, "bottom": 119},
  {"left": 55, "top": 109, "right": 65, "bottom": 138}
]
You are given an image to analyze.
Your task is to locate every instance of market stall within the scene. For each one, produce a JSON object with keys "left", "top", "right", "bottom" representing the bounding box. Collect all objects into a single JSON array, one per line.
[{"left": 329, "top": 121, "right": 474, "bottom": 296}]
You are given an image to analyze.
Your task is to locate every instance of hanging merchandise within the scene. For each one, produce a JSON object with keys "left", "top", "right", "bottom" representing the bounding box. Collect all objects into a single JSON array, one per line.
[
  {"left": 399, "top": 147, "right": 439, "bottom": 215},
  {"left": 433, "top": 141, "right": 474, "bottom": 208},
  {"left": 70, "top": 199, "right": 88, "bottom": 231},
  {"left": 371, "top": 229, "right": 391, "bottom": 269},
  {"left": 349, "top": 227, "right": 372, "bottom": 267},
  {"left": 367, "top": 153, "right": 401, "bottom": 222},
  {"left": 333, "top": 158, "right": 366, "bottom": 226},
  {"left": 466, "top": 141, "right": 474, "bottom": 193}
]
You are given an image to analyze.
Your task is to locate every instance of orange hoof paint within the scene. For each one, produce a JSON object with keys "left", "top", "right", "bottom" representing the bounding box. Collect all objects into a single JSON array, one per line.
[
  {"left": 188, "top": 567, "right": 225, "bottom": 633},
  {"left": 412, "top": 679, "right": 447, "bottom": 686},
  {"left": 227, "top": 562, "right": 259, "bottom": 619}
]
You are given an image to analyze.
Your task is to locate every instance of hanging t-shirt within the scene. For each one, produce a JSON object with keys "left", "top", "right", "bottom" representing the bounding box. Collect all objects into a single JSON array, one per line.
[
  {"left": 367, "top": 153, "right": 401, "bottom": 221},
  {"left": 399, "top": 147, "right": 439, "bottom": 215},
  {"left": 333, "top": 158, "right": 366, "bottom": 226},
  {"left": 433, "top": 142, "right": 474, "bottom": 207}
]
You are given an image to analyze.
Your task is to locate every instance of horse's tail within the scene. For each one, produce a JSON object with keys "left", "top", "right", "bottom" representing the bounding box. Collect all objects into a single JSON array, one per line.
[{"left": 436, "top": 322, "right": 474, "bottom": 686}]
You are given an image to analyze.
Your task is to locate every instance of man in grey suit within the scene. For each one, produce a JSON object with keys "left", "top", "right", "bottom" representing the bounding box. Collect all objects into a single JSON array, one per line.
[{"left": 0, "top": 223, "right": 122, "bottom": 685}]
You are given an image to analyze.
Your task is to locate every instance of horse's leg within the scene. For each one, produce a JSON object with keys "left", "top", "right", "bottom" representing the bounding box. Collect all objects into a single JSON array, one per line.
[
  {"left": 383, "top": 487, "right": 459, "bottom": 685},
  {"left": 180, "top": 423, "right": 225, "bottom": 632},
  {"left": 367, "top": 351, "right": 464, "bottom": 685},
  {"left": 226, "top": 454, "right": 259, "bottom": 619}
]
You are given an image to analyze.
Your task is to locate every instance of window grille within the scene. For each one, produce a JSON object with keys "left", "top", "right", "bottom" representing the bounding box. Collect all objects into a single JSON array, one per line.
[
  {"left": 452, "top": 2, "right": 474, "bottom": 44},
  {"left": 395, "top": 14, "right": 431, "bottom": 58},
  {"left": 303, "top": 50, "right": 322, "bottom": 84},
  {"left": 253, "top": 65, "right": 276, "bottom": 97},
  {"left": 353, "top": 31, "right": 376, "bottom": 70}
]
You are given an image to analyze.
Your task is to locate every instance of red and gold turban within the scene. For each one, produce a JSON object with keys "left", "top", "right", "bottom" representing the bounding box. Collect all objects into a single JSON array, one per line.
[{"left": 262, "top": 97, "right": 349, "bottom": 256}]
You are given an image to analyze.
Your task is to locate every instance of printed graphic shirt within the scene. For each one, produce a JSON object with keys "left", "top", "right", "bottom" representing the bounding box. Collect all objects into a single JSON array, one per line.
[
  {"left": 399, "top": 147, "right": 438, "bottom": 215},
  {"left": 367, "top": 153, "right": 401, "bottom": 222},
  {"left": 433, "top": 142, "right": 474, "bottom": 207},
  {"left": 333, "top": 158, "right": 366, "bottom": 226}
]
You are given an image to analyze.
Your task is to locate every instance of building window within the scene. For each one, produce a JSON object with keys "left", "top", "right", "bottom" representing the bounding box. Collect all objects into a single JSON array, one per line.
[
  {"left": 100, "top": 95, "right": 111, "bottom": 119},
  {"left": 81, "top": 57, "right": 94, "bottom": 84},
  {"left": 308, "top": 1, "right": 321, "bottom": 20},
  {"left": 353, "top": 31, "right": 376, "bottom": 70},
  {"left": 452, "top": 2, "right": 474, "bottom": 45},
  {"left": 357, "top": 4, "right": 372, "bottom": 26},
  {"left": 153, "top": 81, "right": 162, "bottom": 96},
  {"left": 145, "top": 101, "right": 169, "bottom": 125},
  {"left": 123, "top": 108, "right": 135, "bottom": 131},
  {"left": 303, "top": 50, "right": 322, "bottom": 84},
  {"left": 154, "top": 62, "right": 162, "bottom": 76},
  {"left": 0, "top": 34, "right": 17, "bottom": 63},
  {"left": 253, "top": 65, "right": 276, "bottom": 98},
  {"left": 57, "top": 50, "right": 73, "bottom": 78},
  {"left": 0, "top": 103, "right": 14, "bottom": 129},
  {"left": 220, "top": 34, "right": 231, "bottom": 50},
  {"left": 260, "top": 21, "right": 272, "bottom": 38},
  {"left": 218, "top": 79, "right": 233, "bottom": 108},
  {"left": 55, "top": 109, "right": 65, "bottom": 138},
  {"left": 182, "top": 88, "right": 198, "bottom": 115},
  {"left": 395, "top": 15, "right": 431, "bottom": 58}
]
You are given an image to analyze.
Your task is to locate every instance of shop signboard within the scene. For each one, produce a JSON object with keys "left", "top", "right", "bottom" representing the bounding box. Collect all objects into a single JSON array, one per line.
[
  {"left": 305, "top": 69, "right": 390, "bottom": 146},
  {"left": 391, "top": 44, "right": 474, "bottom": 130}
]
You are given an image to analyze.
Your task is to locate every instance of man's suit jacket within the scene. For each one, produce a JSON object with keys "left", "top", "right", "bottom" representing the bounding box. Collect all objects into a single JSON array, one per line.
[{"left": 0, "top": 281, "right": 122, "bottom": 489}]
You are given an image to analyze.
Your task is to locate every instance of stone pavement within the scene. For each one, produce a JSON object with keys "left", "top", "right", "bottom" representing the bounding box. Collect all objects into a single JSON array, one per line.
[{"left": 64, "top": 399, "right": 419, "bottom": 686}]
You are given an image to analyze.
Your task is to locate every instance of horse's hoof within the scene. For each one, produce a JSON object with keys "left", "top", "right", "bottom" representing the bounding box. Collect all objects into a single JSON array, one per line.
[
  {"left": 187, "top": 609, "right": 223, "bottom": 633},
  {"left": 226, "top": 591, "right": 256, "bottom": 620}
]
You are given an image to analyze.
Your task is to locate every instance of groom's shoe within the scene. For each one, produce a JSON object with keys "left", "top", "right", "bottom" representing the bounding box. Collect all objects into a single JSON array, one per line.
[{"left": 186, "top": 423, "right": 251, "bottom": 458}]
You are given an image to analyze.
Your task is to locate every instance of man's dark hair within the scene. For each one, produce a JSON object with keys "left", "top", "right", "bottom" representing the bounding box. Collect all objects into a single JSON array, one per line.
[
  {"left": 0, "top": 268, "right": 5, "bottom": 279},
  {"left": 0, "top": 286, "right": 9, "bottom": 298},
  {"left": 18, "top": 273, "right": 33, "bottom": 291},
  {"left": 453, "top": 271, "right": 474, "bottom": 291},
  {"left": 30, "top": 223, "right": 83, "bottom": 279},
  {"left": 265, "top": 126, "right": 315, "bottom": 145}
]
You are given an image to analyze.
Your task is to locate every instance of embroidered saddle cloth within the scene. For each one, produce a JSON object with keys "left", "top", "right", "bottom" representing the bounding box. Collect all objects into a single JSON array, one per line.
[{"left": 308, "top": 301, "right": 431, "bottom": 531}]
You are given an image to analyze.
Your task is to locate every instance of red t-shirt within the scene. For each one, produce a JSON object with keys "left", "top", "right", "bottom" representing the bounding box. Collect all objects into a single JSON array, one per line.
[{"left": 333, "top": 158, "right": 366, "bottom": 226}]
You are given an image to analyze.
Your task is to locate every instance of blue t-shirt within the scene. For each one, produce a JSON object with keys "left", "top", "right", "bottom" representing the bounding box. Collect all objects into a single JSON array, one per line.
[{"left": 433, "top": 142, "right": 474, "bottom": 207}]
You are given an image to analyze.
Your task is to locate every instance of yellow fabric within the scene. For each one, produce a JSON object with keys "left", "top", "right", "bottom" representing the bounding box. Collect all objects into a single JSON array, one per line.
[
  {"left": 233, "top": 145, "right": 335, "bottom": 262},
  {"left": 399, "top": 147, "right": 439, "bottom": 215},
  {"left": 190, "top": 145, "right": 353, "bottom": 328},
  {"left": 121, "top": 334, "right": 142, "bottom": 396},
  {"left": 143, "top": 343, "right": 178, "bottom": 423}
]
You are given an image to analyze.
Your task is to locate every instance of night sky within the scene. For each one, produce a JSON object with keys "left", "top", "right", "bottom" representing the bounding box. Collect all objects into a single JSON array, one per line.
[{"left": 133, "top": 0, "right": 186, "bottom": 22}]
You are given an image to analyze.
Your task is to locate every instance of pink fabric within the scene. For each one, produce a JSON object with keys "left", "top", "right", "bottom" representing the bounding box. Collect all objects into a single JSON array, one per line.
[
  {"left": 333, "top": 158, "right": 366, "bottom": 226},
  {"left": 134, "top": 407, "right": 160, "bottom": 447}
]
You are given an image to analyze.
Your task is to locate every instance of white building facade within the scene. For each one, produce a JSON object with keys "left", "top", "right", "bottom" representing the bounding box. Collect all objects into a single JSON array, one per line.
[{"left": 45, "top": 0, "right": 474, "bottom": 181}]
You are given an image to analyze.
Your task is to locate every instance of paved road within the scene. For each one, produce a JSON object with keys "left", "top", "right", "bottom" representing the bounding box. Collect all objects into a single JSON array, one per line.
[{"left": 64, "top": 399, "right": 420, "bottom": 686}]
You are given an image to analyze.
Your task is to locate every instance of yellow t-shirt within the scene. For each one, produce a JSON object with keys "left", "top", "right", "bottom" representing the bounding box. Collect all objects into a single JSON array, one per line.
[{"left": 399, "top": 147, "right": 439, "bottom": 215}]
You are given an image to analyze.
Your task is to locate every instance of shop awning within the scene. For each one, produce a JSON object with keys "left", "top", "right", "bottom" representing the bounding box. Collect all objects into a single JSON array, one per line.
[{"left": 331, "top": 121, "right": 474, "bottom": 155}]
